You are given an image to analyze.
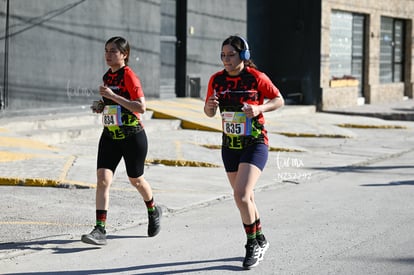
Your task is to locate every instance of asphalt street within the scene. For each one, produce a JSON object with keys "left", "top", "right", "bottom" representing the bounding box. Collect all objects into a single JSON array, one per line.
[
  {"left": 0, "top": 98, "right": 414, "bottom": 274},
  {"left": 1, "top": 150, "right": 413, "bottom": 274}
]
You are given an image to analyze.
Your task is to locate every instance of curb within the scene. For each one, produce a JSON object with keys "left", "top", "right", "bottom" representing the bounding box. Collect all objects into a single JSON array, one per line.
[
  {"left": 323, "top": 110, "right": 414, "bottom": 121},
  {"left": 150, "top": 109, "right": 220, "bottom": 132},
  {"left": 336, "top": 123, "right": 408, "bottom": 129},
  {"left": 0, "top": 177, "right": 95, "bottom": 189},
  {"left": 0, "top": 157, "right": 222, "bottom": 189}
]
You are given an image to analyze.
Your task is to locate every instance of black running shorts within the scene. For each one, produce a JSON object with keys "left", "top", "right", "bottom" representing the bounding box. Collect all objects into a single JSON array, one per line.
[{"left": 97, "top": 129, "right": 148, "bottom": 178}]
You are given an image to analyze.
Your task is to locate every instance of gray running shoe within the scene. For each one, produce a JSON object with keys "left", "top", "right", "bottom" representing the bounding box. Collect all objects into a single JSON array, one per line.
[
  {"left": 148, "top": 205, "right": 162, "bottom": 237},
  {"left": 81, "top": 226, "right": 107, "bottom": 245}
]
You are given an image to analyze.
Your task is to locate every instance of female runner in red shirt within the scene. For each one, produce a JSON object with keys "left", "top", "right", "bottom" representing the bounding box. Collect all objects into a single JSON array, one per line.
[
  {"left": 82, "top": 36, "right": 161, "bottom": 245},
  {"left": 204, "top": 35, "right": 284, "bottom": 269}
]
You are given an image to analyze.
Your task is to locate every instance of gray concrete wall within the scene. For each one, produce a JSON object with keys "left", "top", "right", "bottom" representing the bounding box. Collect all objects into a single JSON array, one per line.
[
  {"left": 186, "top": 0, "right": 247, "bottom": 100},
  {"left": 1, "top": 0, "right": 160, "bottom": 110},
  {"left": 0, "top": 0, "right": 247, "bottom": 110},
  {"left": 2, "top": 0, "right": 413, "bottom": 112}
]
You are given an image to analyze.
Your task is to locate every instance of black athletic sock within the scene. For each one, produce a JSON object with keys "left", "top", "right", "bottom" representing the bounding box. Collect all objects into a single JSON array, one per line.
[
  {"left": 255, "top": 218, "right": 264, "bottom": 239},
  {"left": 96, "top": 209, "right": 107, "bottom": 229},
  {"left": 144, "top": 197, "right": 156, "bottom": 213},
  {"left": 243, "top": 222, "right": 257, "bottom": 242}
]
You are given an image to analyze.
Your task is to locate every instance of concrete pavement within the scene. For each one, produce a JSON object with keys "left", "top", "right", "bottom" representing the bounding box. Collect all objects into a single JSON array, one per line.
[
  {"left": 0, "top": 98, "right": 413, "bottom": 208},
  {"left": 1, "top": 98, "right": 412, "bottom": 188},
  {"left": 0, "top": 98, "right": 414, "bottom": 273},
  {"left": 1, "top": 136, "right": 414, "bottom": 274}
]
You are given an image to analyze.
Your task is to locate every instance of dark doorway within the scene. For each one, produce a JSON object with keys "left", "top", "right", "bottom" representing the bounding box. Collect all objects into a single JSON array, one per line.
[
  {"left": 175, "top": 0, "right": 187, "bottom": 97},
  {"left": 160, "top": 0, "right": 187, "bottom": 98}
]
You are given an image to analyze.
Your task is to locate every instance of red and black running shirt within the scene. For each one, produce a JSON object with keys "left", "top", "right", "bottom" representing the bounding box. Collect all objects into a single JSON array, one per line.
[
  {"left": 102, "top": 66, "right": 145, "bottom": 139},
  {"left": 205, "top": 66, "right": 281, "bottom": 148}
]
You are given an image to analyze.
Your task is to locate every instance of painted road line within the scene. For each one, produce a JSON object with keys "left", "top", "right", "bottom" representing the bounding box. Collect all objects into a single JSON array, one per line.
[{"left": 0, "top": 136, "right": 57, "bottom": 150}]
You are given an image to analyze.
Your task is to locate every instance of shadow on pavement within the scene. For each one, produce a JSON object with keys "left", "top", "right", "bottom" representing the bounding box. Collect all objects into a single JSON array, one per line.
[
  {"left": 312, "top": 165, "right": 414, "bottom": 173},
  {"left": 387, "top": 257, "right": 414, "bottom": 265},
  {"left": 360, "top": 180, "right": 414, "bottom": 187},
  {"left": 392, "top": 107, "right": 414, "bottom": 112},
  {"left": 1, "top": 234, "right": 148, "bottom": 254},
  {"left": 3, "top": 257, "right": 244, "bottom": 274},
  {"left": 0, "top": 239, "right": 100, "bottom": 254},
  {"left": 106, "top": 234, "right": 147, "bottom": 240},
  {"left": 346, "top": 256, "right": 414, "bottom": 265}
]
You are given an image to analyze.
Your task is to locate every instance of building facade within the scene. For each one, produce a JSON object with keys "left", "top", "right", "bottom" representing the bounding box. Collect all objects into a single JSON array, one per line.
[
  {"left": 248, "top": 0, "right": 414, "bottom": 110},
  {"left": 321, "top": 0, "right": 414, "bottom": 109},
  {"left": 0, "top": 0, "right": 247, "bottom": 110},
  {"left": 1, "top": 0, "right": 413, "bottom": 111}
]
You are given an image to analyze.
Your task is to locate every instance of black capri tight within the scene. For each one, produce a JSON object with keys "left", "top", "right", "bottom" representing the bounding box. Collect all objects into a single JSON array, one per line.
[{"left": 97, "top": 130, "right": 148, "bottom": 178}]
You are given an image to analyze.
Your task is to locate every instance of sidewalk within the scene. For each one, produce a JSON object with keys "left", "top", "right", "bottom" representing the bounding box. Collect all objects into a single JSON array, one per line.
[
  {"left": 0, "top": 98, "right": 413, "bottom": 188},
  {"left": 323, "top": 97, "right": 414, "bottom": 120},
  {"left": 0, "top": 98, "right": 414, "bottom": 255}
]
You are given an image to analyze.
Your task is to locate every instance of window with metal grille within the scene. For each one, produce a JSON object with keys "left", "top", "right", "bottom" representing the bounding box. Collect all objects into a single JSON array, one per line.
[
  {"left": 380, "top": 17, "right": 405, "bottom": 83},
  {"left": 330, "top": 11, "right": 365, "bottom": 97}
]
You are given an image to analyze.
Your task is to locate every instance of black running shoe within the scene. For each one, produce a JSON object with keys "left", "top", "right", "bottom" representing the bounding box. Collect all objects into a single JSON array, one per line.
[
  {"left": 257, "top": 235, "right": 270, "bottom": 261},
  {"left": 148, "top": 205, "right": 162, "bottom": 237},
  {"left": 242, "top": 239, "right": 260, "bottom": 270},
  {"left": 81, "top": 226, "right": 107, "bottom": 245}
]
